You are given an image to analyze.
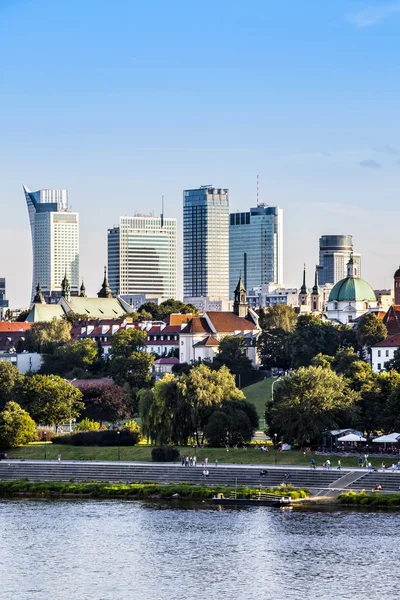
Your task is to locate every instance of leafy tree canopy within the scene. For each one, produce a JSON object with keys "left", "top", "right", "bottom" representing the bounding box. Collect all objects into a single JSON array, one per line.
[
  {"left": 40, "top": 339, "right": 98, "bottom": 376},
  {"left": 0, "top": 401, "right": 37, "bottom": 448},
  {"left": 0, "top": 362, "right": 23, "bottom": 410},
  {"left": 356, "top": 313, "right": 387, "bottom": 351},
  {"left": 20, "top": 318, "right": 71, "bottom": 354},
  {"left": 257, "top": 327, "right": 291, "bottom": 370},
  {"left": 213, "top": 335, "right": 253, "bottom": 374},
  {"left": 259, "top": 304, "right": 297, "bottom": 332}
]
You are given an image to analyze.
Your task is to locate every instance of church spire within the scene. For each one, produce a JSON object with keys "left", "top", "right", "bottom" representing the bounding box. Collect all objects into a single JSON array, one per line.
[
  {"left": 79, "top": 279, "right": 86, "bottom": 298},
  {"left": 98, "top": 266, "right": 113, "bottom": 298},
  {"left": 300, "top": 264, "right": 307, "bottom": 294},
  {"left": 33, "top": 280, "right": 45, "bottom": 304},
  {"left": 312, "top": 267, "right": 319, "bottom": 295},
  {"left": 61, "top": 270, "right": 71, "bottom": 301},
  {"left": 233, "top": 273, "right": 247, "bottom": 318}
]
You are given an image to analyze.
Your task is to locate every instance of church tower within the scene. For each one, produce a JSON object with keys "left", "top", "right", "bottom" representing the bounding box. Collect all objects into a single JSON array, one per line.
[
  {"left": 79, "top": 279, "right": 86, "bottom": 298},
  {"left": 394, "top": 266, "right": 400, "bottom": 305},
  {"left": 61, "top": 271, "right": 71, "bottom": 302},
  {"left": 233, "top": 274, "right": 247, "bottom": 318},
  {"left": 311, "top": 267, "right": 320, "bottom": 312},
  {"left": 33, "top": 280, "right": 45, "bottom": 304},
  {"left": 298, "top": 265, "right": 309, "bottom": 306},
  {"left": 98, "top": 266, "right": 113, "bottom": 299}
]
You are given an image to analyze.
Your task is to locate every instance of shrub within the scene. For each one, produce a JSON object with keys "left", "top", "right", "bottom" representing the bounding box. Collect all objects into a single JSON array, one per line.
[
  {"left": 37, "top": 427, "right": 56, "bottom": 442},
  {"left": 52, "top": 426, "right": 141, "bottom": 447},
  {"left": 75, "top": 418, "right": 100, "bottom": 431},
  {"left": 0, "top": 401, "right": 37, "bottom": 449},
  {"left": 151, "top": 446, "right": 180, "bottom": 462}
]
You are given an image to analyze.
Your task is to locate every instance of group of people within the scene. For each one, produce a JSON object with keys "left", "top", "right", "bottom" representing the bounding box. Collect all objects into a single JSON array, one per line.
[
  {"left": 181, "top": 456, "right": 198, "bottom": 467},
  {"left": 312, "top": 458, "right": 341, "bottom": 470}
]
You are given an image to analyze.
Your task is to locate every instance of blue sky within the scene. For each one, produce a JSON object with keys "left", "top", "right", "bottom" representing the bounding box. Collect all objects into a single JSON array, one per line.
[{"left": 1, "top": 0, "right": 400, "bottom": 306}]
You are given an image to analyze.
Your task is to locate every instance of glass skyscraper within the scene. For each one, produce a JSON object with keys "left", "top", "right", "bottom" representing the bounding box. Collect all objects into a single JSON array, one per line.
[
  {"left": 229, "top": 204, "right": 283, "bottom": 299},
  {"left": 23, "top": 185, "right": 79, "bottom": 303},
  {"left": 183, "top": 186, "right": 229, "bottom": 301},
  {"left": 318, "top": 234, "right": 361, "bottom": 285},
  {"left": 108, "top": 215, "right": 177, "bottom": 299}
]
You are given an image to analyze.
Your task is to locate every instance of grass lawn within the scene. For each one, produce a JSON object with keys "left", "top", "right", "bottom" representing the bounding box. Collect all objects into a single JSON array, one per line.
[
  {"left": 242, "top": 378, "right": 273, "bottom": 428},
  {"left": 5, "top": 443, "right": 377, "bottom": 469}
]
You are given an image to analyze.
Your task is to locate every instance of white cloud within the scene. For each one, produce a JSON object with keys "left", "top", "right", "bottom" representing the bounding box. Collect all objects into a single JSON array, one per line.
[{"left": 346, "top": 3, "right": 400, "bottom": 28}]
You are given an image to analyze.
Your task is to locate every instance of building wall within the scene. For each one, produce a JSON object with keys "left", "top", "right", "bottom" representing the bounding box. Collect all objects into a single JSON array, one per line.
[
  {"left": 109, "top": 216, "right": 177, "bottom": 299},
  {"left": 318, "top": 234, "right": 361, "bottom": 285},
  {"left": 229, "top": 205, "right": 283, "bottom": 298},
  {"left": 371, "top": 346, "right": 395, "bottom": 373},
  {"left": 183, "top": 187, "right": 229, "bottom": 301},
  {"left": 0, "top": 352, "right": 43, "bottom": 374}
]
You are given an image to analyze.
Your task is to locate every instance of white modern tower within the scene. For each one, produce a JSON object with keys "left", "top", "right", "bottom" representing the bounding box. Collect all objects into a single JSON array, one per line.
[
  {"left": 23, "top": 185, "right": 79, "bottom": 303},
  {"left": 107, "top": 215, "right": 177, "bottom": 299}
]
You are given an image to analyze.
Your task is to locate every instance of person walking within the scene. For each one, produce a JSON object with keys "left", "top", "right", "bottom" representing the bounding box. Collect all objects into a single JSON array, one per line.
[
  {"left": 205, "top": 457, "right": 208, "bottom": 466},
  {"left": 326, "top": 459, "right": 331, "bottom": 470},
  {"left": 193, "top": 456, "right": 197, "bottom": 467},
  {"left": 311, "top": 458, "right": 316, "bottom": 470},
  {"left": 215, "top": 459, "right": 219, "bottom": 467},
  {"left": 337, "top": 460, "right": 341, "bottom": 470}
]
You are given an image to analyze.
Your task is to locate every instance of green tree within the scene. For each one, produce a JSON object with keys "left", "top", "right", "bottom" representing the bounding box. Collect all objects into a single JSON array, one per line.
[
  {"left": 213, "top": 335, "right": 253, "bottom": 377},
  {"left": 310, "top": 353, "right": 334, "bottom": 369},
  {"left": 0, "top": 362, "right": 23, "bottom": 410},
  {"left": 384, "top": 347, "right": 400, "bottom": 372},
  {"left": 41, "top": 339, "right": 98, "bottom": 376},
  {"left": 20, "top": 318, "right": 71, "bottom": 353},
  {"left": 75, "top": 418, "right": 100, "bottom": 431},
  {"left": 356, "top": 313, "right": 387, "bottom": 355},
  {"left": 0, "top": 401, "right": 37, "bottom": 448},
  {"left": 268, "top": 366, "right": 359, "bottom": 444},
  {"left": 259, "top": 304, "right": 297, "bottom": 332},
  {"left": 139, "top": 299, "right": 197, "bottom": 320},
  {"left": 19, "top": 375, "right": 84, "bottom": 431},
  {"left": 289, "top": 315, "right": 341, "bottom": 368},
  {"left": 257, "top": 328, "right": 291, "bottom": 370},
  {"left": 332, "top": 347, "right": 359, "bottom": 375},
  {"left": 203, "top": 399, "right": 259, "bottom": 447},
  {"left": 15, "top": 309, "right": 30, "bottom": 322},
  {"left": 77, "top": 379, "right": 133, "bottom": 424},
  {"left": 109, "top": 328, "right": 147, "bottom": 357},
  {"left": 177, "top": 364, "right": 244, "bottom": 445}
]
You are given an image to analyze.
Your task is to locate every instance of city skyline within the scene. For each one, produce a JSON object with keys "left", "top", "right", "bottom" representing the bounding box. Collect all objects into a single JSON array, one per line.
[{"left": 2, "top": 0, "right": 400, "bottom": 306}]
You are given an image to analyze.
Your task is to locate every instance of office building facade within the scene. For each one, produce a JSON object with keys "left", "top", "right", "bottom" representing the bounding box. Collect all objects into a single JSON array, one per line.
[
  {"left": 23, "top": 185, "right": 79, "bottom": 303},
  {"left": 0, "top": 278, "right": 9, "bottom": 319},
  {"left": 108, "top": 215, "right": 177, "bottom": 299},
  {"left": 229, "top": 204, "right": 283, "bottom": 299},
  {"left": 183, "top": 186, "right": 229, "bottom": 301},
  {"left": 318, "top": 234, "right": 361, "bottom": 286}
]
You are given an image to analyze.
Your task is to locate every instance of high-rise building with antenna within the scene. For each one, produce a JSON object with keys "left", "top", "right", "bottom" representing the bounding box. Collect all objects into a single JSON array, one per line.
[
  {"left": 229, "top": 204, "right": 283, "bottom": 299},
  {"left": 23, "top": 185, "right": 79, "bottom": 303},
  {"left": 108, "top": 213, "right": 177, "bottom": 299}
]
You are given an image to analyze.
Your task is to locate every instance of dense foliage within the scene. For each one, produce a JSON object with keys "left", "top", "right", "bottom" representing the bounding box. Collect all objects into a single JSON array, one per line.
[
  {"left": 52, "top": 424, "right": 141, "bottom": 446},
  {"left": 151, "top": 446, "right": 180, "bottom": 462},
  {"left": 0, "top": 402, "right": 37, "bottom": 449}
]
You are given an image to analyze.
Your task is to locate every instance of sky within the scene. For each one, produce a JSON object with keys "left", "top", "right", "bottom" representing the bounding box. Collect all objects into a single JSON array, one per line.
[{"left": 1, "top": 0, "right": 400, "bottom": 307}]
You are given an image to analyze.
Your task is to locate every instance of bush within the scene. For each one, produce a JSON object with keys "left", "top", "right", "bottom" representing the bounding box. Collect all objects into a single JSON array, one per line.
[
  {"left": 75, "top": 418, "right": 100, "bottom": 432},
  {"left": 151, "top": 446, "right": 180, "bottom": 462},
  {"left": 37, "top": 427, "right": 56, "bottom": 442},
  {"left": 52, "top": 426, "right": 141, "bottom": 447},
  {"left": 0, "top": 402, "right": 37, "bottom": 449}
]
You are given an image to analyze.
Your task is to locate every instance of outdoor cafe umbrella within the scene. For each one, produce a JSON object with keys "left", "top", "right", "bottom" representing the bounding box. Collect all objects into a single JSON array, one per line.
[
  {"left": 372, "top": 433, "right": 400, "bottom": 444},
  {"left": 337, "top": 433, "right": 366, "bottom": 442}
]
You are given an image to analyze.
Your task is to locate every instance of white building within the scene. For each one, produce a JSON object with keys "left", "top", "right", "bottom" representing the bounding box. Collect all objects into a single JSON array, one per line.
[
  {"left": 247, "top": 284, "right": 298, "bottom": 309},
  {"left": 371, "top": 334, "right": 400, "bottom": 373},
  {"left": 326, "top": 256, "right": 377, "bottom": 325},
  {"left": 23, "top": 185, "right": 79, "bottom": 303},
  {"left": 108, "top": 215, "right": 177, "bottom": 300}
]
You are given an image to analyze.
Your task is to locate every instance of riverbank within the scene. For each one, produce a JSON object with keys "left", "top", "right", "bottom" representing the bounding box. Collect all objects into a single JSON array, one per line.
[
  {"left": 0, "top": 479, "right": 309, "bottom": 500},
  {"left": 5, "top": 443, "right": 387, "bottom": 468},
  {"left": 338, "top": 491, "right": 400, "bottom": 507}
]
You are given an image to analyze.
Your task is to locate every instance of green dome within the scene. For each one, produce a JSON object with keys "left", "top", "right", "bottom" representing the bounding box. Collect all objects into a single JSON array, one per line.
[{"left": 328, "top": 277, "right": 376, "bottom": 303}]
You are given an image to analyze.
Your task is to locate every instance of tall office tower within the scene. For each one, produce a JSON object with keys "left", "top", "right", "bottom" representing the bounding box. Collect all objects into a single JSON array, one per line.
[
  {"left": 183, "top": 186, "right": 229, "bottom": 301},
  {"left": 229, "top": 204, "right": 283, "bottom": 298},
  {"left": 23, "top": 185, "right": 79, "bottom": 303},
  {"left": 318, "top": 234, "right": 361, "bottom": 285},
  {"left": 0, "top": 278, "right": 9, "bottom": 318},
  {"left": 107, "top": 215, "right": 177, "bottom": 299}
]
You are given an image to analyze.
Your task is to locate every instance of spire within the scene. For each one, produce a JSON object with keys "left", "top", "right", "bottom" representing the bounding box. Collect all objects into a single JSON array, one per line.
[
  {"left": 233, "top": 273, "right": 247, "bottom": 317},
  {"left": 312, "top": 267, "right": 319, "bottom": 295},
  {"left": 300, "top": 264, "right": 307, "bottom": 294},
  {"left": 347, "top": 253, "right": 357, "bottom": 278},
  {"left": 98, "top": 266, "right": 113, "bottom": 298},
  {"left": 33, "top": 280, "right": 45, "bottom": 304},
  {"left": 79, "top": 279, "right": 86, "bottom": 297},
  {"left": 61, "top": 270, "right": 71, "bottom": 301}
]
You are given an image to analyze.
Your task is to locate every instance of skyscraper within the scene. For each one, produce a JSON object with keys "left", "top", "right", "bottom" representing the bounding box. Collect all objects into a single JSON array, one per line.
[
  {"left": 318, "top": 235, "right": 361, "bottom": 285},
  {"left": 23, "top": 185, "right": 79, "bottom": 303},
  {"left": 183, "top": 186, "right": 229, "bottom": 301},
  {"left": 229, "top": 204, "right": 283, "bottom": 298},
  {"left": 0, "top": 278, "right": 9, "bottom": 319},
  {"left": 107, "top": 215, "right": 177, "bottom": 299}
]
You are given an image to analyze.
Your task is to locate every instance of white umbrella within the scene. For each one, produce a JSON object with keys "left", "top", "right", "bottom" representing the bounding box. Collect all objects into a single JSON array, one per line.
[
  {"left": 372, "top": 433, "right": 400, "bottom": 444},
  {"left": 338, "top": 433, "right": 366, "bottom": 442}
]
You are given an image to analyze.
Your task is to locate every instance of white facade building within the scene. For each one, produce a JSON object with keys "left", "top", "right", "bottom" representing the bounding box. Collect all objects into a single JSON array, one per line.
[
  {"left": 371, "top": 334, "right": 400, "bottom": 373},
  {"left": 108, "top": 215, "right": 177, "bottom": 299},
  {"left": 23, "top": 185, "right": 79, "bottom": 302}
]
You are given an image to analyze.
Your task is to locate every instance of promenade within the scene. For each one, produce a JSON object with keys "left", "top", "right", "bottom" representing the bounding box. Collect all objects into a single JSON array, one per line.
[{"left": 1, "top": 460, "right": 400, "bottom": 495}]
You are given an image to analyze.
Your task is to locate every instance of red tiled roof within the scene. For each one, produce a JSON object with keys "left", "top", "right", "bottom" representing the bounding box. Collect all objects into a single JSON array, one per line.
[
  {"left": 153, "top": 357, "right": 180, "bottom": 365},
  {"left": 383, "top": 306, "right": 400, "bottom": 336},
  {"left": 166, "top": 314, "right": 193, "bottom": 326},
  {"left": 193, "top": 335, "right": 220, "bottom": 347},
  {"left": 0, "top": 322, "right": 32, "bottom": 332},
  {"left": 205, "top": 311, "right": 256, "bottom": 333},
  {"left": 180, "top": 317, "right": 213, "bottom": 335},
  {"left": 373, "top": 333, "right": 400, "bottom": 348}
]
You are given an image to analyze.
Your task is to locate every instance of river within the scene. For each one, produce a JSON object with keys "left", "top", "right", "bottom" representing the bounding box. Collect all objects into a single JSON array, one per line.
[{"left": 0, "top": 499, "right": 398, "bottom": 600}]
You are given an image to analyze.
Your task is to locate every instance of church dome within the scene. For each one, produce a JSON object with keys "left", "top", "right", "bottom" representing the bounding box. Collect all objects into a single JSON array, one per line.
[
  {"left": 394, "top": 266, "right": 400, "bottom": 278},
  {"left": 328, "top": 277, "right": 376, "bottom": 303}
]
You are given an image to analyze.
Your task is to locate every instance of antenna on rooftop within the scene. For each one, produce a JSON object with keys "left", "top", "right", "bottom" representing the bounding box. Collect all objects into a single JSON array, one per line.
[{"left": 161, "top": 195, "right": 164, "bottom": 228}]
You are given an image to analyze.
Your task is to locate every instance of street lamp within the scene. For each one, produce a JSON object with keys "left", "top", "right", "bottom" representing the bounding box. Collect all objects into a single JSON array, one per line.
[
  {"left": 271, "top": 376, "right": 283, "bottom": 404},
  {"left": 117, "top": 430, "right": 120, "bottom": 461},
  {"left": 274, "top": 433, "right": 278, "bottom": 465},
  {"left": 43, "top": 431, "right": 47, "bottom": 460}
]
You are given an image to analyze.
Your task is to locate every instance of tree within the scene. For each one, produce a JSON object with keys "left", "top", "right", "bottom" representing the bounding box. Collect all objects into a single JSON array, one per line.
[
  {"left": 40, "top": 339, "right": 98, "bottom": 376},
  {"left": 20, "top": 318, "right": 71, "bottom": 353},
  {"left": 268, "top": 366, "right": 359, "bottom": 445},
  {"left": 109, "top": 328, "right": 147, "bottom": 358},
  {"left": 109, "top": 352, "right": 154, "bottom": 390},
  {"left": 0, "top": 362, "right": 23, "bottom": 410},
  {"left": 257, "top": 328, "right": 291, "bottom": 370},
  {"left": 203, "top": 399, "right": 259, "bottom": 447},
  {"left": 310, "top": 353, "right": 334, "bottom": 370},
  {"left": 385, "top": 347, "right": 400, "bottom": 372},
  {"left": 332, "top": 347, "right": 359, "bottom": 375},
  {"left": 18, "top": 375, "right": 84, "bottom": 430},
  {"left": 213, "top": 336, "right": 253, "bottom": 378},
  {"left": 139, "top": 299, "right": 197, "bottom": 321},
  {"left": 76, "top": 379, "right": 133, "bottom": 424},
  {"left": 177, "top": 364, "right": 244, "bottom": 444},
  {"left": 0, "top": 401, "right": 37, "bottom": 448},
  {"left": 259, "top": 304, "right": 297, "bottom": 332},
  {"left": 15, "top": 309, "right": 30, "bottom": 322},
  {"left": 356, "top": 313, "right": 387, "bottom": 354},
  {"left": 289, "top": 315, "right": 341, "bottom": 368}
]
